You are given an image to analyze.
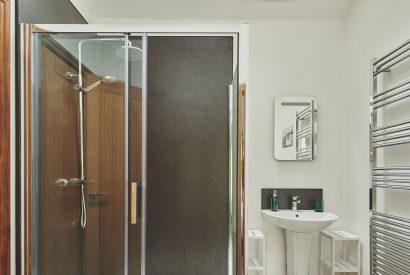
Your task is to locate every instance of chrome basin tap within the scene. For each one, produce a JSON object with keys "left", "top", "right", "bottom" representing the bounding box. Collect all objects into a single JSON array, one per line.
[{"left": 291, "top": 195, "right": 301, "bottom": 211}]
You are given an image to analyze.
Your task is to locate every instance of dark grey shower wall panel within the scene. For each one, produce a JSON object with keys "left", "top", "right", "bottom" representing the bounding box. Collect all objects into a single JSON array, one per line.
[{"left": 147, "top": 36, "right": 233, "bottom": 275}]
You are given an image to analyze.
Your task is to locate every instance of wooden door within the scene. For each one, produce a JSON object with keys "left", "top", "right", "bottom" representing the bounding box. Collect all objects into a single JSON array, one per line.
[{"left": 0, "top": 1, "right": 10, "bottom": 275}]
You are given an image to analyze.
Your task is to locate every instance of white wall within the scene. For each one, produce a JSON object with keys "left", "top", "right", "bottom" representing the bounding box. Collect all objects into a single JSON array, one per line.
[
  {"left": 247, "top": 20, "right": 345, "bottom": 274},
  {"left": 342, "top": 1, "right": 410, "bottom": 274}
]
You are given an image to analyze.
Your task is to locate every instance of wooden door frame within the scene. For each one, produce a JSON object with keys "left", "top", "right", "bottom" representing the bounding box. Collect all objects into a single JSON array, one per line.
[{"left": 0, "top": 1, "right": 11, "bottom": 275}]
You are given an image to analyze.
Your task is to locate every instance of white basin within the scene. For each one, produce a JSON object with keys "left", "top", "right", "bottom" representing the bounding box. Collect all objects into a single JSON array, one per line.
[
  {"left": 261, "top": 210, "right": 338, "bottom": 275},
  {"left": 261, "top": 209, "right": 338, "bottom": 233}
]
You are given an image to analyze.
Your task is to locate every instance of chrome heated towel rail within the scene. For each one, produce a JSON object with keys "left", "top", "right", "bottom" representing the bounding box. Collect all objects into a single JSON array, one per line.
[{"left": 371, "top": 39, "right": 410, "bottom": 275}]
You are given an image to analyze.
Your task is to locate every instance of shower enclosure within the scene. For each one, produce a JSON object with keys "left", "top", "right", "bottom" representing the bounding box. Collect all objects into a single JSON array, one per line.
[{"left": 20, "top": 25, "right": 247, "bottom": 275}]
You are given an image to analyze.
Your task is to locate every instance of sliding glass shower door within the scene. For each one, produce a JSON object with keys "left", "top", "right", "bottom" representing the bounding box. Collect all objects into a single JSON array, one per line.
[
  {"left": 31, "top": 32, "right": 143, "bottom": 275},
  {"left": 25, "top": 26, "right": 241, "bottom": 275}
]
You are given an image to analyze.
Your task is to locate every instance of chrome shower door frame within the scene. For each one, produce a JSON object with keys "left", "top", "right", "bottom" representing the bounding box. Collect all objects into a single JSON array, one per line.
[{"left": 21, "top": 23, "right": 249, "bottom": 275}]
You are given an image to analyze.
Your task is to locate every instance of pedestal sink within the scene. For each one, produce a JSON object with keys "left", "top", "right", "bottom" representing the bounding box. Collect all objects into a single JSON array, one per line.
[{"left": 261, "top": 210, "right": 338, "bottom": 275}]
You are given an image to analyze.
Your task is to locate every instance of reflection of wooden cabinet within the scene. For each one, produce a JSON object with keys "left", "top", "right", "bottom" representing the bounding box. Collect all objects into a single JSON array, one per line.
[{"left": 0, "top": 1, "right": 11, "bottom": 275}]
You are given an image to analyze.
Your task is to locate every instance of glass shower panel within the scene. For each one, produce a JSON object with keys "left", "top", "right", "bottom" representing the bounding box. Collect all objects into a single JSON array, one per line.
[{"left": 32, "top": 33, "right": 135, "bottom": 275}]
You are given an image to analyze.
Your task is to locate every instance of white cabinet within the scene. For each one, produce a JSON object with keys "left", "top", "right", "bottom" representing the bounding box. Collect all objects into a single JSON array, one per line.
[
  {"left": 248, "top": 229, "right": 265, "bottom": 275},
  {"left": 320, "top": 230, "right": 360, "bottom": 275}
]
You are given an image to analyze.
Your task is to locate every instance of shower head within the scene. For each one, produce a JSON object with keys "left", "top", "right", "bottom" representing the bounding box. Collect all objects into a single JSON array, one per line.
[{"left": 75, "top": 75, "right": 117, "bottom": 93}]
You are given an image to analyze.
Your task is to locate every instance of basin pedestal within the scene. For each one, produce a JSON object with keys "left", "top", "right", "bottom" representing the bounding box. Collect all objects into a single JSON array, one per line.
[{"left": 285, "top": 231, "right": 312, "bottom": 275}]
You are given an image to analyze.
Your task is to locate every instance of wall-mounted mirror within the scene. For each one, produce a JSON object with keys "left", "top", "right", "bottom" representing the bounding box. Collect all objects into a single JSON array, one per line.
[{"left": 274, "top": 97, "right": 317, "bottom": 161}]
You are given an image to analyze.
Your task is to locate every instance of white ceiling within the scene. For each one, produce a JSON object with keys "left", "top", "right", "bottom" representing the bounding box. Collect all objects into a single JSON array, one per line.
[{"left": 71, "top": 0, "right": 354, "bottom": 23}]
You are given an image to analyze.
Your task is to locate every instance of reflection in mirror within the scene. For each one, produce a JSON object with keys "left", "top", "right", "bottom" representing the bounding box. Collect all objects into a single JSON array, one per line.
[{"left": 274, "top": 97, "right": 317, "bottom": 161}]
